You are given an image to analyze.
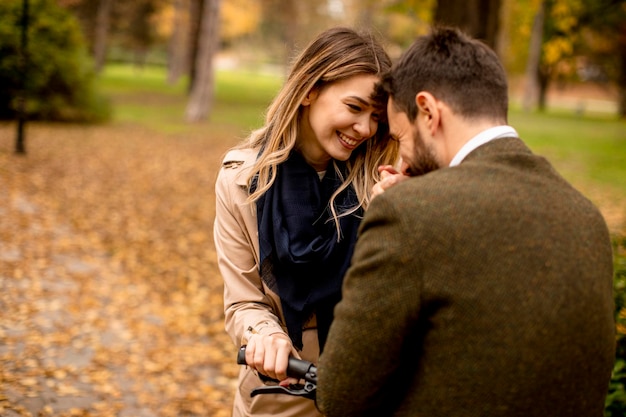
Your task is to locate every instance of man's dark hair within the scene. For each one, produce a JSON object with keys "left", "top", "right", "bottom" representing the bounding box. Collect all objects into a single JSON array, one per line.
[{"left": 378, "top": 26, "right": 508, "bottom": 122}]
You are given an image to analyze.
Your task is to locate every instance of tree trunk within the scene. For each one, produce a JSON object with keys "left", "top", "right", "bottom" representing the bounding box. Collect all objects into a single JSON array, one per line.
[
  {"left": 167, "top": 0, "right": 188, "bottom": 84},
  {"left": 537, "top": 66, "right": 550, "bottom": 112},
  {"left": 187, "top": 0, "right": 203, "bottom": 93},
  {"left": 283, "top": 0, "right": 298, "bottom": 66},
  {"left": 185, "top": 0, "right": 221, "bottom": 122},
  {"left": 522, "top": 0, "right": 545, "bottom": 112},
  {"left": 93, "top": 0, "right": 112, "bottom": 73},
  {"left": 619, "top": 37, "right": 626, "bottom": 118},
  {"left": 15, "top": 0, "right": 29, "bottom": 155},
  {"left": 434, "top": 0, "right": 502, "bottom": 50}
]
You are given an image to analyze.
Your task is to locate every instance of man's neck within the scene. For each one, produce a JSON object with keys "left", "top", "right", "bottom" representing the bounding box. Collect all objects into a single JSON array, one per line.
[
  {"left": 448, "top": 124, "right": 518, "bottom": 167},
  {"left": 441, "top": 117, "right": 505, "bottom": 166}
]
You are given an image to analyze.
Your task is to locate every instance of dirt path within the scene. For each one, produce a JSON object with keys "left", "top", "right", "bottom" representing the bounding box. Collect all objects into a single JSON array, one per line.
[
  {"left": 1, "top": 124, "right": 239, "bottom": 416},
  {"left": 1, "top": 192, "right": 235, "bottom": 417}
]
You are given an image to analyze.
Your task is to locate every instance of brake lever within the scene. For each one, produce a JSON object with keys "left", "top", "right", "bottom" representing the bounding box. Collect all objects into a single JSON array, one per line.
[
  {"left": 250, "top": 382, "right": 316, "bottom": 400},
  {"left": 237, "top": 345, "right": 318, "bottom": 400}
]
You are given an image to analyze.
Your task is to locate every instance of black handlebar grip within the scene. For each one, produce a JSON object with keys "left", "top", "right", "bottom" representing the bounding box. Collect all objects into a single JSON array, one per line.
[
  {"left": 237, "top": 345, "right": 247, "bottom": 365},
  {"left": 237, "top": 345, "right": 317, "bottom": 382}
]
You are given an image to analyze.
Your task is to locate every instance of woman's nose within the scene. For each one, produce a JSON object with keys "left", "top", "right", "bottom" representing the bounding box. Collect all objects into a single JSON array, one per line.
[{"left": 354, "top": 114, "right": 376, "bottom": 138}]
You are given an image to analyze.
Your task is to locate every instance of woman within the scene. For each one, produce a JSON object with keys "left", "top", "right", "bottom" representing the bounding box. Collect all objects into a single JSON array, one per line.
[{"left": 214, "top": 27, "right": 398, "bottom": 417}]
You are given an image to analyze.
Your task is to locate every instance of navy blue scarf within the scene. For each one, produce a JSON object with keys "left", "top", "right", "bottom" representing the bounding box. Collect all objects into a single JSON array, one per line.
[{"left": 254, "top": 151, "right": 362, "bottom": 351}]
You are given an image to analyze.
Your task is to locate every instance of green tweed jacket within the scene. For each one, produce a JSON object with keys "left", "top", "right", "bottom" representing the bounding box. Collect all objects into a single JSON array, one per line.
[{"left": 317, "top": 137, "right": 615, "bottom": 417}]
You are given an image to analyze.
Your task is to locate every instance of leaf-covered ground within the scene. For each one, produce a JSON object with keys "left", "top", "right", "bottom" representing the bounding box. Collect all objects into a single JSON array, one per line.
[
  {"left": 1, "top": 120, "right": 624, "bottom": 417},
  {"left": 1, "top": 122, "right": 239, "bottom": 416}
]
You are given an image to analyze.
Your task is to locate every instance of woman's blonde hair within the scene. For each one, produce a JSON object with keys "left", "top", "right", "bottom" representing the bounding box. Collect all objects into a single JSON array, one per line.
[{"left": 240, "top": 27, "right": 399, "bottom": 232}]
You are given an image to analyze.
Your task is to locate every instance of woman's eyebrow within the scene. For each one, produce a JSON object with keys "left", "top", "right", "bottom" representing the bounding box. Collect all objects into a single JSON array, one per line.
[{"left": 347, "top": 96, "right": 372, "bottom": 106}]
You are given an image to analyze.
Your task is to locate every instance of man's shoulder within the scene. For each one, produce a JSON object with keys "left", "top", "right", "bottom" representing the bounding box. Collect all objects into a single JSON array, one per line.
[
  {"left": 368, "top": 175, "right": 451, "bottom": 225},
  {"left": 387, "top": 167, "right": 477, "bottom": 198}
]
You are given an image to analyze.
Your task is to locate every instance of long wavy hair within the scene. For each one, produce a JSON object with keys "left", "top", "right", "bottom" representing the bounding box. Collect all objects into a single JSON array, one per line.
[{"left": 239, "top": 27, "right": 399, "bottom": 233}]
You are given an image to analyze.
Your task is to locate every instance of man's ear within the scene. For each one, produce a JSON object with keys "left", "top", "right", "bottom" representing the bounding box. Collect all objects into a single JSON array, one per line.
[
  {"left": 415, "top": 92, "right": 440, "bottom": 136},
  {"left": 301, "top": 88, "right": 319, "bottom": 106}
]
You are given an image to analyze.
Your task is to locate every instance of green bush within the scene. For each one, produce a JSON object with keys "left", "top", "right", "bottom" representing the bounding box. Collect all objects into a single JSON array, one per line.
[
  {"left": 606, "top": 234, "right": 626, "bottom": 416},
  {"left": 0, "top": 0, "right": 110, "bottom": 122}
]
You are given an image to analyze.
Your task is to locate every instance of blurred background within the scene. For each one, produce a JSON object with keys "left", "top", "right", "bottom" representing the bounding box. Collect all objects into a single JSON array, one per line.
[
  {"left": 0, "top": 1, "right": 625, "bottom": 416},
  {"left": 1, "top": 0, "right": 625, "bottom": 126}
]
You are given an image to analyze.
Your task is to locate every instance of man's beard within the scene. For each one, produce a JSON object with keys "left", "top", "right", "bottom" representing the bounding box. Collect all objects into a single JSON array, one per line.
[{"left": 405, "top": 128, "right": 440, "bottom": 177}]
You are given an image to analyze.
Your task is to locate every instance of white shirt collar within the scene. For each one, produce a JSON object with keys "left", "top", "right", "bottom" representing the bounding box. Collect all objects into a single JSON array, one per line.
[{"left": 449, "top": 125, "right": 519, "bottom": 167}]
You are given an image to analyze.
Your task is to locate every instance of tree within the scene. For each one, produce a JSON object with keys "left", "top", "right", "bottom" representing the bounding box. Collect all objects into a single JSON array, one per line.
[
  {"left": 536, "top": 0, "right": 585, "bottom": 111},
  {"left": 380, "top": 0, "right": 435, "bottom": 48},
  {"left": 221, "top": 0, "right": 261, "bottom": 40},
  {"left": 0, "top": 0, "right": 110, "bottom": 124},
  {"left": 257, "top": 0, "right": 299, "bottom": 68},
  {"left": 522, "top": 0, "right": 545, "bottom": 112},
  {"left": 517, "top": 0, "right": 625, "bottom": 116},
  {"left": 93, "top": 0, "right": 113, "bottom": 72},
  {"left": 433, "top": 0, "right": 503, "bottom": 50},
  {"left": 62, "top": 0, "right": 164, "bottom": 69},
  {"left": 15, "top": 0, "right": 28, "bottom": 154},
  {"left": 118, "top": 0, "right": 160, "bottom": 67},
  {"left": 280, "top": 0, "right": 297, "bottom": 66},
  {"left": 60, "top": 0, "right": 114, "bottom": 71},
  {"left": 166, "top": 0, "right": 189, "bottom": 84},
  {"left": 185, "top": 0, "right": 221, "bottom": 122},
  {"left": 578, "top": 0, "right": 626, "bottom": 118}
]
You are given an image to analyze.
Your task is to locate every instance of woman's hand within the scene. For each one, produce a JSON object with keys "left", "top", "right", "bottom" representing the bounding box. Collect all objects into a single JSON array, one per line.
[
  {"left": 244, "top": 331, "right": 300, "bottom": 385},
  {"left": 372, "top": 165, "right": 410, "bottom": 200}
]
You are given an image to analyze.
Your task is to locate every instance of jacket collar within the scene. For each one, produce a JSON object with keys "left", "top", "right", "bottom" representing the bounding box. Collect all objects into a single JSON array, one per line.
[{"left": 222, "top": 148, "right": 258, "bottom": 187}]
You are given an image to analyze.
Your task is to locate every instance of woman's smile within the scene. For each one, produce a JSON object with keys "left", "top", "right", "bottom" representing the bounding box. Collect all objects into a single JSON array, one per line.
[{"left": 337, "top": 131, "right": 363, "bottom": 149}]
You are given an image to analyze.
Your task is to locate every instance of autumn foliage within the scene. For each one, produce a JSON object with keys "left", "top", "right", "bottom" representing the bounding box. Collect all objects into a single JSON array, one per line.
[
  {"left": 0, "top": 0, "right": 110, "bottom": 123},
  {"left": 0, "top": 123, "right": 238, "bottom": 416}
]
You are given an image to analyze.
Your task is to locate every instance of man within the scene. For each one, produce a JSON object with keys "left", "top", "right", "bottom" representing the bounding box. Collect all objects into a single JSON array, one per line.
[{"left": 315, "top": 26, "right": 615, "bottom": 417}]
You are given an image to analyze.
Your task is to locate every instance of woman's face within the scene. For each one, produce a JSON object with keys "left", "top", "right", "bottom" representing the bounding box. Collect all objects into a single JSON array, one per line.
[{"left": 298, "top": 74, "right": 382, "bottom": 171}]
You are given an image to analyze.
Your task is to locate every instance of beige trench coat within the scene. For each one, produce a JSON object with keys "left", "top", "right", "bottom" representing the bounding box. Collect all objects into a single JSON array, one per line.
[{"left": 214, "top": 148, "right": 324, "bottom": 417}]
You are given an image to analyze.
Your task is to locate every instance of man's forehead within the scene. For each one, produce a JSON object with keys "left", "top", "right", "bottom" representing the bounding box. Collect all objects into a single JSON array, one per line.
[
  {"left": 387, "top": 98, "right": 407, "bottom": 119},
  {"left": 387, "top": 99, "right": 410, "bottom": 132}
]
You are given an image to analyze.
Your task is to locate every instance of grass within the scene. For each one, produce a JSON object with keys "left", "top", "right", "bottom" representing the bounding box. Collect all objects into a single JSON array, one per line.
[
  {"left": 98, "top": 63, "right": 283, "bottom": 136},
  {"left": 510, "top": 109, "right": 626, "bottom": 192},
  {"left": 95, "top": 63, "right": 626, "bottom": 231}
]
